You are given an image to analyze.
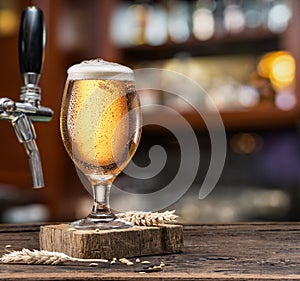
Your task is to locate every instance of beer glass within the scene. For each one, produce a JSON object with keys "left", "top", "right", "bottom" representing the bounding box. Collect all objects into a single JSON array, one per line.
[{"left": 60, "top": 59, "right": 142, "bottom": 229}]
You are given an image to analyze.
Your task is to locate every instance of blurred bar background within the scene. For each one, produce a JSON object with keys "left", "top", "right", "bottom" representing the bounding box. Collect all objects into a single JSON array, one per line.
[{"left": 0, "top": 0, "right": 300, "bottom": 223}]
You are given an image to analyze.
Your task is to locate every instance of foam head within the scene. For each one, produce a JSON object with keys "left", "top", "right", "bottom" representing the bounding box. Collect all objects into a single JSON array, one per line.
[{"left": 67, "top": 59, "right": 134, "bottom": 81}]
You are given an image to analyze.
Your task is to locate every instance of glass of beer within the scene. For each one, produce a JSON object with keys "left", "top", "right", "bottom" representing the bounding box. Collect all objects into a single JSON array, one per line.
[{"left": 60, "top": 59, "right": 142, "bottom": 229}]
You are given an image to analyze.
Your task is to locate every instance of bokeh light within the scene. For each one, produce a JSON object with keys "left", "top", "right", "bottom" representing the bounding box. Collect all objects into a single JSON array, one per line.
[{"left": 257, "top": 51, "right": 295, "bottom": 90}]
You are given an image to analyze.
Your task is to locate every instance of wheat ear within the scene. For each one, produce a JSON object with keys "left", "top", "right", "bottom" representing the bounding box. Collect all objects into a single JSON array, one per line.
[
  {"left": 1, "top": 248, "right": 108, "bottom": 265},
  {"left": 117, "top": 210, "right": 178, "bottom": 226}
]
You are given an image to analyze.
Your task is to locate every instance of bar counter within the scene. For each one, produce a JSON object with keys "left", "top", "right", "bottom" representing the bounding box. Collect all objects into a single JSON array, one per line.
[{"left": 1, "top": 223, "right": 300, "bottom": 280}]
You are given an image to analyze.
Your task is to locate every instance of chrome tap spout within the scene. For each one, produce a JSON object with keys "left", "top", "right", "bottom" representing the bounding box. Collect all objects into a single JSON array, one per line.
[
  {"left": 24, "top": 140, "right": 44, "bottom": 188},
  {"left": 11, "top": 113, "right": 44, "bottom": 188}
]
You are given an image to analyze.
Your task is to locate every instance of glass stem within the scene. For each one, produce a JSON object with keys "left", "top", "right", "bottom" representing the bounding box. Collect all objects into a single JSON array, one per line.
[{"left": 90, "top": 180, "right": 115, "bottom": 220}]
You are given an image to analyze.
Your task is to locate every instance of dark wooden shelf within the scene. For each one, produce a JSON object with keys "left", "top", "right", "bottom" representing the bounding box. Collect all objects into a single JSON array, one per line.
[
  {"left": 142, "top": 103, "right": 300, "bottom": 132},
  {"left": 121, "top": 29, "right": 281, "bottom": 61}
]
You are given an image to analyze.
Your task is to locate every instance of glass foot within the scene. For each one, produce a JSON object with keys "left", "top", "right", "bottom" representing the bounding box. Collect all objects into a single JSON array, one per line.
[{"left": 70, "top": 216, "right": 132, "bottom": 230}]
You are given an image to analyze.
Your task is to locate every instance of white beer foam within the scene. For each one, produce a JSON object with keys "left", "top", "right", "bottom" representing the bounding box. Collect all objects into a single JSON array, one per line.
[{"left": 67, "top": 59, "right": 134, "bottom": 81}]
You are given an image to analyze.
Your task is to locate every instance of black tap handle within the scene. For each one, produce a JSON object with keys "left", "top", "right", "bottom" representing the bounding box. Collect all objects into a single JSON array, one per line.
[{"left": 19, "top": 6, "right": 45, "bottom": 75}]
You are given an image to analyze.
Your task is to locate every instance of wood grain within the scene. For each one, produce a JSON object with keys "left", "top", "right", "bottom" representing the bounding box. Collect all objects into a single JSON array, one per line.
[
  {"left": 39, "top": 224, "right": 183, "bottom": 259},
  {"left": 1, "top": 223, "right": 300, "bottom": 280}
]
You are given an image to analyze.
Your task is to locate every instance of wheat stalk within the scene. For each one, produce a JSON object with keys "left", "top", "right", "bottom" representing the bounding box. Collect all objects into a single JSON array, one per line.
[
  {"left": 1, "top": 248, "right": 108, "bottom": 265},
  {"left": 117, "top": 210, "right": 178, "bottom": 226}
]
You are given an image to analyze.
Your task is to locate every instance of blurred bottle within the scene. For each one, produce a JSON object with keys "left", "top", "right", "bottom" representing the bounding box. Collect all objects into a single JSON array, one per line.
[
  {"left": 110, "top": 2, "right": 149, "bottom": 46},
  {"left": 192, "top": 0, "right": 216, "bottom": 41},
  {"left": 166, "top": 0, "right": 191, "bottom": 43},
  {"left": 110, "top": 2, "right": 133, "bottom": 47},
  {"left": 0, "top": 0, "right": 19, "bottom": 37},
  {"left": 243, "top": 0, "right": 263, "bottom": 30},
  {"left": 145, "top": 3, "right": 168, "bottom": 46},
  {"left": 223, "top": 0, "right": 245, "bottom": 34},
  {"left": 266, "top": 0, "right": 292, "bottom": 34}
]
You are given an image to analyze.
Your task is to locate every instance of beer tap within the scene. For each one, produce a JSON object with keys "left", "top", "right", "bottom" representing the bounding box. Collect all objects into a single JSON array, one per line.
[{"left": 0, "top": 6, "right": 53, "bottom": 188}]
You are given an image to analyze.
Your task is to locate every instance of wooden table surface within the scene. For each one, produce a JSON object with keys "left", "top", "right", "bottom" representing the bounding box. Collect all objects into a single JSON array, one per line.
[{"left": 1, "top": 223, "right": 300, "bottom": 280}]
